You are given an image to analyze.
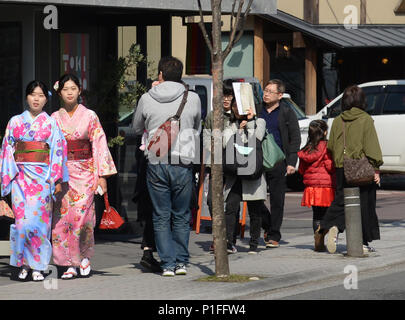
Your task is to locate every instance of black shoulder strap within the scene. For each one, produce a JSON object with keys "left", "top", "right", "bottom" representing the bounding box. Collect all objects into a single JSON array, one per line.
[{"left": 174, "top": 83, "right": 189, "bottom": 120}]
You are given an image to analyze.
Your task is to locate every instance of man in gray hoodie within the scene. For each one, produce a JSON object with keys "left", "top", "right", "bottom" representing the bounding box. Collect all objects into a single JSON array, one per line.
[{"left": 132, "top": 56, "right": 201, "bottom": 276}]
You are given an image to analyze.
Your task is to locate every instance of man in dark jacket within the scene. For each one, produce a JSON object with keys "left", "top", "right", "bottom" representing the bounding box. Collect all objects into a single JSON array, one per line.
[{"left": 259, "top": 79, "right": 301, "bottom": 248}]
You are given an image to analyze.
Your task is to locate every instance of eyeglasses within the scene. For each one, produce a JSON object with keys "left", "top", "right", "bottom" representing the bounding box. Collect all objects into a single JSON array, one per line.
[
  {"left": 223, "top": 95, "right": 233, "bottom": 101},
  {"left": 263, "top": 90, "right": 280, "bottom": 95}
]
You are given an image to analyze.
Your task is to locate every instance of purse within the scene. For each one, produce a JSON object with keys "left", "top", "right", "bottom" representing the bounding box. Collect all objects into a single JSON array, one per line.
[
  {"left": 147, "top": 84, "right": 189, "bottom": 158},
  {"left": 342, "top": 119, "right": 375, "bottom": 186},
  {"left": 262, "top": 130, "right": 285, "bottom": 171},
  {"left": 99, "top": 193, "right": 125, "bottom": 230},
  {"left": 223, "top": 128, "right": 263, "bottom": 180}
]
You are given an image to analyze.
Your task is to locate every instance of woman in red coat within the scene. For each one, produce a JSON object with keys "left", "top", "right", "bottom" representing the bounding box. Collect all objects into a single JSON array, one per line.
[{"left": 298, "top": 120, "right": 335, "bottom": 251}]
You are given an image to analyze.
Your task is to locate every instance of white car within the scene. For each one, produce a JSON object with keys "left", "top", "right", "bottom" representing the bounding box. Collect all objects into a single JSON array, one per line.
[{"left": 299, "top": 80, "right": 405, "bottom": 173}]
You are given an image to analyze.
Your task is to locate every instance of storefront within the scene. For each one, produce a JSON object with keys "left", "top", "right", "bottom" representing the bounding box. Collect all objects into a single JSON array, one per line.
[{"left": 0, "top": 1, "right": 276, "bottom": 237}]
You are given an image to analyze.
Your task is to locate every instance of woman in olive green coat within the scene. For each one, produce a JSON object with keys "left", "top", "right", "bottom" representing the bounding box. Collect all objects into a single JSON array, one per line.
[{"left": 317, "top": 85, "right": 383, "bottom": 254}]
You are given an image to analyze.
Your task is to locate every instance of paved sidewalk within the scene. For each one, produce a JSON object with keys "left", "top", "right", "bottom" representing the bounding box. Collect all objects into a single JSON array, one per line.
[{"left": 0, "top": 219, "right": 404, "bottom": 300}]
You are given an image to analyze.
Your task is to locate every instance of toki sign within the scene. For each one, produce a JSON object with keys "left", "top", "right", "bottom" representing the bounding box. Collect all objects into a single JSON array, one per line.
[{"left": 60, "top": 33, "right": 90, "bottom": 90}]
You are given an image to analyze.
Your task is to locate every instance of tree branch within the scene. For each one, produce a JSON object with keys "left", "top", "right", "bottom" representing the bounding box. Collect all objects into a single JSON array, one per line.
[
  {"left": 197, "top": 0, "right": 213, "bottom": 53},
  {"left": 222, "top": 0, "right": 253, "bottom": 61}
]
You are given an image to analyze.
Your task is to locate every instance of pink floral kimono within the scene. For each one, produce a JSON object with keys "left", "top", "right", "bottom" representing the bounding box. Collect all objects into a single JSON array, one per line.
[{"left": 51, "top": 104, "right": 117, "bottom": 267}]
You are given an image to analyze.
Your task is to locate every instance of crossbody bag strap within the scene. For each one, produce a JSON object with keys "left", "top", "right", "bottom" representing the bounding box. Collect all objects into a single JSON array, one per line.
[
  {"left": 342, "top": 118, "right": 346, "bottom": 155},
  {"left": 174, "top": 83, "right": 189, "bottom": 120}
]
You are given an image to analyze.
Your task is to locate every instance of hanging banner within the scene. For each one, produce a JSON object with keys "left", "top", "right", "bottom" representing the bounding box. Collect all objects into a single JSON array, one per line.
[{"left": 60, "top": 33, "right": 89, "bottom": 90}]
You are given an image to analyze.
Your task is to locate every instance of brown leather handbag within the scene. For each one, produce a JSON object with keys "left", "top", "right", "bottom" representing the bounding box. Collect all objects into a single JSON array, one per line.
[
  {"left": 342, "top": 119, "right": 375, "bottom": 186},
  {"left": 147, "top": 84, "right": 189, "bottom": 158}
]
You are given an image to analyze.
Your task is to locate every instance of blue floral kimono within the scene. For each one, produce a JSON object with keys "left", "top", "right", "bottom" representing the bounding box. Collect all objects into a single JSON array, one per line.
[{"left": 0, "top": 111, "right": 68, "bottom": 271}]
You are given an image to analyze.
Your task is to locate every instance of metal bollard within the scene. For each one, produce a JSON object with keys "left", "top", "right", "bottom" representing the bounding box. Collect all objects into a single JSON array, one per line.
[{"left": 344, "top": 187, "right": 364, "bottom": 257}]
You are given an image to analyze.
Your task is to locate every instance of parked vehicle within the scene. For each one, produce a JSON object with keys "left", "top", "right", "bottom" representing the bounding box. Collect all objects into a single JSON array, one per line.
[
  {"left": 182, "top": 75, "right": 264, "bottom": 120},
  {"left": 299, "top": 80, "right": 405, "bottom": 173}
]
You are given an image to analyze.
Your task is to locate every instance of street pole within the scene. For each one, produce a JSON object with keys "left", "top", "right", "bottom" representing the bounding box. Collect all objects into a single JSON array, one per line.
[{"left": 344, "top": 187, "right": 364, "bottom": 257}]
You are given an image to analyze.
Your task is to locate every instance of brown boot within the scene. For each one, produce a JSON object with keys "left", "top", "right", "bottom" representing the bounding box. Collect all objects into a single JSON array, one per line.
[{"left": 314, "top": 226, "right": 326, "bottom": 252}]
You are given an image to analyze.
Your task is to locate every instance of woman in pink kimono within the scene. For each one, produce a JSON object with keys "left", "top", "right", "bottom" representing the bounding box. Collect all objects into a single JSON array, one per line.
[{"left": 51, "top": 74, "right": 117, "bottom": 279}]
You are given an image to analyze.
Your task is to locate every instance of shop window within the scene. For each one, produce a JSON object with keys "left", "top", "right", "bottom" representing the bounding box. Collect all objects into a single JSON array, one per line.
[{"left": 0, "top": 22, "right": 22, "bottom": 133}]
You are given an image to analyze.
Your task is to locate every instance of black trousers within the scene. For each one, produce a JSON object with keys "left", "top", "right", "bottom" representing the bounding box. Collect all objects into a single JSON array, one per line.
[
  {"left": 312, "top": 206, "right": 327, "bottom": 232},
  {"left": 261, "top": 161, "right": 287, "bottom": 242},
  {"left": 225, "top": 179, "right": 263, "bottom": 247},
  {"left": 133, "top": 151, "right": 156, "bottom": 251},
  {"left": 320, "top": 168, "right": 380, "bottom": 245}
]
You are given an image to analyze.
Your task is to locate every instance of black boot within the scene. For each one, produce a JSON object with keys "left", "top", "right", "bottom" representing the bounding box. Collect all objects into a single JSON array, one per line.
[
  {"left": 313, "top": 219, "right": 322, "bottom": 233},
  {"left": 140, "top": 250, "right": 162, "bottom": 273}
]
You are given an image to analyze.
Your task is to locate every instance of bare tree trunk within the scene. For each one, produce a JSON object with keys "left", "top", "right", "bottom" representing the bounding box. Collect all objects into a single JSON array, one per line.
[
  {"left": 198, "top": 0, "right": 253, "bottom": 278},
  {"left": 210, "top": 0, "right": 229, "bottom": 277}
]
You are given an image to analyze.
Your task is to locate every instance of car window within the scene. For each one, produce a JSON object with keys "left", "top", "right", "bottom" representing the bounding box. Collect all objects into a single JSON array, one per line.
[
  {"left": 327, "top": 86, "right": 385, "bottom": 118},
  {"left": 193, "top": 85, "right": 208, "bottom": 120},
  {"left": 327, "top": 98, "right": 341, "bottom": 118},
  {"left": 250, "top": 82, "right": 263, "bottom": 105},
  {"left": 118, "top": 112, "right": 133, "bottom": 127},
  {"left": 282, "top": 98, "right": 306, "bottom": 120},
  {"left": 383, "top": 85, "right": 405, "bottom": 115},
  {"left": 362, "top": 86, "right": 385, "bottom": 115}
]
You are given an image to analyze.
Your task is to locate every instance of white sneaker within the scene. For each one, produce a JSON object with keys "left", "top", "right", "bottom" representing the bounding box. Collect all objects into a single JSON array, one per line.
[
  {"left": 175, "top": 264, "right": 187, "bottom": 275},
  {"left": 162, "top": 269, "right": 175, "bottom": 277},
  {"left": 326, "top": 226, "right": 339, "bottom": 254},
  {"left": 363, "top": 245, "right": 376, "bottom": 253}
]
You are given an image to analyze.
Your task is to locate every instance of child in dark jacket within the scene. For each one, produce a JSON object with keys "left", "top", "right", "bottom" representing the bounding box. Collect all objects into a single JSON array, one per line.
[{"left": 298, "top": 120, "right": 335, "bottom": 251}]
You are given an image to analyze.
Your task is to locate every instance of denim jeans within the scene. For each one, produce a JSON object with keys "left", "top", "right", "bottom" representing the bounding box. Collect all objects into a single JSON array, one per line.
[{"left": 146, "top": 163, "right": 193, "bottom": 270}]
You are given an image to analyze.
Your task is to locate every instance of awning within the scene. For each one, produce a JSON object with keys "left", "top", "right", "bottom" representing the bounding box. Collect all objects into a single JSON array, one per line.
[
  {"left": 261, "top": 10, "right": 405, "bottom": 48},
  {"left": 5, "top": 0, "right": 277, "bottom": 14}
]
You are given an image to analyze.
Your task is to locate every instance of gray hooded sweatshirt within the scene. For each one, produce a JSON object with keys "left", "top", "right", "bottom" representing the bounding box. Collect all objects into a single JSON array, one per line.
[{"left": 132, "top": 81, "right": 201, "bottom": 164}]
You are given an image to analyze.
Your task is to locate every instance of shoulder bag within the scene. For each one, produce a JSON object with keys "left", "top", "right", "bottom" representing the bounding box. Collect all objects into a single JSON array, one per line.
[
  {"left": 342, "top": 119, "right": 375, "bottom": 186},
  {"left": 223, "top": 123, "right": 263, "bottom": 180},
  {"left": 147, "top": 84, "right": 189, "bottom": 158}
]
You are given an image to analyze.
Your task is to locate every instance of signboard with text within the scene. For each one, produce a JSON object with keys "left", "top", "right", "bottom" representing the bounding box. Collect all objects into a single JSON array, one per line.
[{"left": 60, "top": 33, "right": 89, "bottom": 90}]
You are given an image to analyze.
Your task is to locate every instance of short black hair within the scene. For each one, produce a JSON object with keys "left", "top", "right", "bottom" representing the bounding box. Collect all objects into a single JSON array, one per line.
[
  {"left": 223, "top": 79, "right": 234, "bottom": 96},
  {"left": 158, "top": 56, "right": 183, "bottom": 82},
  {"left": 25, "top": 80, "right": 49, "bottom": 100},
  {"left": 341, "top": 85, "right": 366, "bottom": 111},
  {"left": 57, "top": 73, "right": 81, "bottom": 93},
  {"left": 265, "top": 79, "right": 286, "bottom": 94}
]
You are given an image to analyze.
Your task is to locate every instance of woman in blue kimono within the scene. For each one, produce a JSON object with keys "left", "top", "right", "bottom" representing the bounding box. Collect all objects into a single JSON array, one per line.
[{"left": 0, "top": 80, "right": 68, "bottom": 281}]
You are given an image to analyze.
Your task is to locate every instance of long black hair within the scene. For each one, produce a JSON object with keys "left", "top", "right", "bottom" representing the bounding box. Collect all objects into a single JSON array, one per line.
[
  {"left": 56, "top": 73, "right": 81, "bottom": 94},
  {"left": 26, "top": 80, "right": 49, "bottom": 100},
  {"left": 301, "top": 120, "right": 328, "bottom": 153}
]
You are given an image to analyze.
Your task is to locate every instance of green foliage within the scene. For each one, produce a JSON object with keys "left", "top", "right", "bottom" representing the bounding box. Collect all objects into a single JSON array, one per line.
[
  {"left": 117, "top": 43, "right": 148, "bottom": 111},
  {"left": 107, "top": 135, "right": 125, "bottom": 148}
]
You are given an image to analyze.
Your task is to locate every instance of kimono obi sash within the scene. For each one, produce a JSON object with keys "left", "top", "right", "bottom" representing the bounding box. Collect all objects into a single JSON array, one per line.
[
  {"left": 14, "top": 141, "right": 50, "bottom": 164},
  {"left": 67, "top": 139, "right": 92, "bottom": 160}
]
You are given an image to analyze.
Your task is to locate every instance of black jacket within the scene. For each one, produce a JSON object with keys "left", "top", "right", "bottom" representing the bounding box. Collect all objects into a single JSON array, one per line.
[{"left": 259, "top": 99, "right": 301, "bottom": 168}]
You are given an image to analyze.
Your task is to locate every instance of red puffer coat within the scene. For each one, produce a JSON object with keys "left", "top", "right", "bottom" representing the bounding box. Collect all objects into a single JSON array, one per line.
[{"left": 298, "top": 140, "right": 336, "bottom": 188}]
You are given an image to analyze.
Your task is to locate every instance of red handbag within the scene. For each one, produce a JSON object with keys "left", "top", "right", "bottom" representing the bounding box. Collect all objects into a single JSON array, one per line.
[
  {"left": 99, "top": 193, "right": 124, "bottom": 230},
  {"left": 147, "top": 84, "right": 188, "bottom": 158}
]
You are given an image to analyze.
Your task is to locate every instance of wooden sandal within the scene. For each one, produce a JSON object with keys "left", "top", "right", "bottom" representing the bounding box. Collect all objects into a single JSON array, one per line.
[
  {"left": 80, "top": 258, "right": 91, "bottom": 276},
  {"left": 18, "top": 266, "right": 30, "bottom": 280},
  {"left": 32, "top": 270, "right": 44, "bottom": 281},
  {"left": 61, "top": 267, "right": 78, "bottom": 280}
]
